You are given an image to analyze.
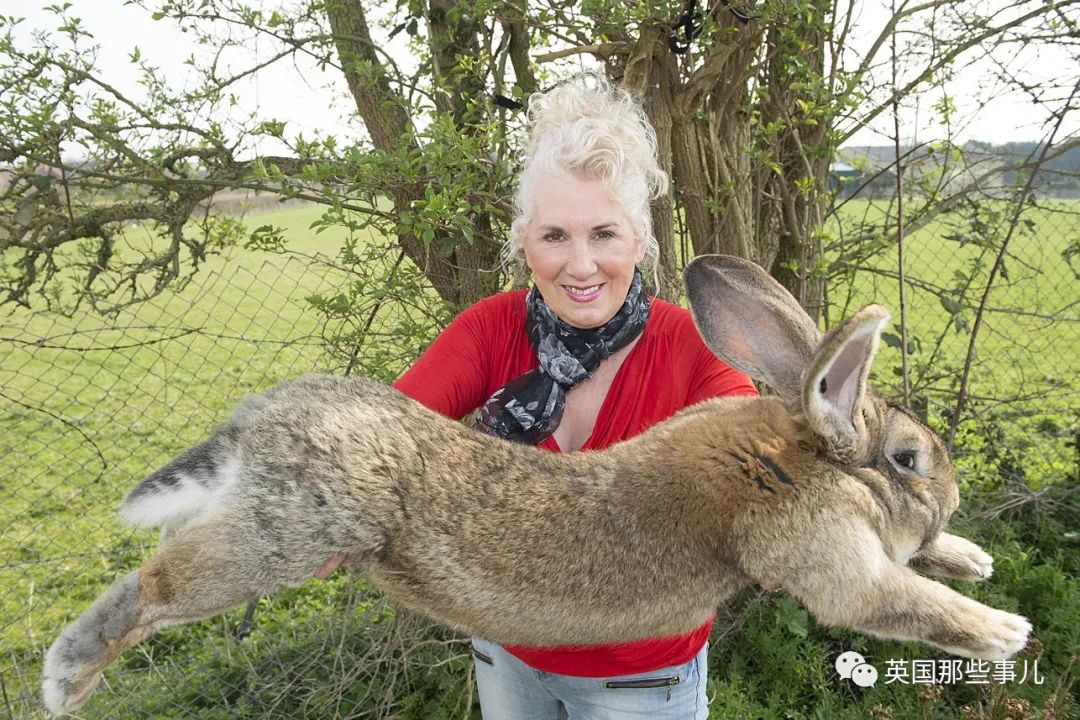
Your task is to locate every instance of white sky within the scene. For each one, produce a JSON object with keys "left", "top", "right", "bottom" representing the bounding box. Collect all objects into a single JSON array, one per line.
[
  {"left": 839, "top": 1, "right": 1079, "bottom": 146},
  {"left": 9, "top": 0, "right": 1078, "bottom": 154}
]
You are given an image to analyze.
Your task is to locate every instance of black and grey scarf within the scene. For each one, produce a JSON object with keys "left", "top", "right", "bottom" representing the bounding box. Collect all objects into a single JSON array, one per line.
[{"left": 476, "top": 270, "right": 651, "bottom": 444}]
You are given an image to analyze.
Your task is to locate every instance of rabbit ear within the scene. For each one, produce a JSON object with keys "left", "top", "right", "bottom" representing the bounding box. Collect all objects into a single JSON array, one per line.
[
  {"left": 684, "top": 255, "right": 821, "bottom": 396},
  {"left": 801, "top": 305, "right": 890, "bottom": 462}
]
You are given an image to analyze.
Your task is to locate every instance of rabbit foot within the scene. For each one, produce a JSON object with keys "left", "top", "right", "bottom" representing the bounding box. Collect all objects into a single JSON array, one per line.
[
  {"left": 42, "top": 630, "right": 109, "bottom": 717},
  {"left": 42, "top": 666, "right": 102, "bottom": 718},
  {"left": 912, "top": 534, "right": 994, "bottom": 582},
  {"left": 949, "top": 536, "right": 994, "bottom": 581},
  {"left": 42, "top": 571, "right": 144, "bottom": 717},
  {"left": 942, "top": 602, "right": 1032, "bottom": 661}
]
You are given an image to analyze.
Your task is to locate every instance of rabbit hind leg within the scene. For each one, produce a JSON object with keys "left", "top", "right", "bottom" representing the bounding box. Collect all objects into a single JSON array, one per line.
[{"left": 43, "top": 521, "right": 282, "bottom": 717}]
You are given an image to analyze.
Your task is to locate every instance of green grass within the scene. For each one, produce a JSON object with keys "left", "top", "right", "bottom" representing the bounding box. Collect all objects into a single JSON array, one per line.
[
  {"left": 1, "top": 203, "right": 363, "bottom": 710},
  {"left": 1, "top": 199, "right": 1077, "bottom": 719},
  {"left": 827, "top": 198, "right": 1078, "bottom": 490}
]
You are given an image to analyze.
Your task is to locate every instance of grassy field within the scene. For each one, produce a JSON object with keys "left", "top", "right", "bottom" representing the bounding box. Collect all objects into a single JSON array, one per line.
[
  {"left": 827, "top": 199, "right": 1078, "bottom": 489},
  {"left": 1, "top": 204, "right": 363, "bottom": 712},
  {"left": 1, "top": 199, "right": 1076, "bottom": 719}
]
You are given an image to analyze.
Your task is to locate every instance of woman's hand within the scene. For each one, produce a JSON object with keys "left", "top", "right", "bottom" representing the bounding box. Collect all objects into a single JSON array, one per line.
[{"left": 314, "top": 555, "right": 358, "bottom": 579}]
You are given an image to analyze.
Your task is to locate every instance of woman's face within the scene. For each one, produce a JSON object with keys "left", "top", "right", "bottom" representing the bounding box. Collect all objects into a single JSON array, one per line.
[{"left": 523, "top": 173, "right": 644, "bottom": 329}]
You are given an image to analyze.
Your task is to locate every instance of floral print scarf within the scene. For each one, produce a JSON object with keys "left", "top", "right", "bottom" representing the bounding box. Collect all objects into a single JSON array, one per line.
[{"left": 476, "top": 269, "right": 651, "bottom": 444}]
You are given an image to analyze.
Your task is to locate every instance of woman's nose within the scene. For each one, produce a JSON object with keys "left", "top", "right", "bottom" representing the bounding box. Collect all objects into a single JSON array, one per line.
[{"left": 565, "top": 238, "right": 598, "bottom": 278}]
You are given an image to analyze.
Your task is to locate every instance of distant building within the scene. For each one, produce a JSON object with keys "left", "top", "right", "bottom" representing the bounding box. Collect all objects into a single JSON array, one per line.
[
  {"left": 830, "top": 154, "right": 897, "bottom": 199},
  {"left": 828, "top": 161, "right": 860, "bottom": 195}
]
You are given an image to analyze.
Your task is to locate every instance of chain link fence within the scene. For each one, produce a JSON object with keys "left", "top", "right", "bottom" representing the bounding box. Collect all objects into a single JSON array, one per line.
[{"left": 2, "top": 196, "right": 1077, "bottom": 719}]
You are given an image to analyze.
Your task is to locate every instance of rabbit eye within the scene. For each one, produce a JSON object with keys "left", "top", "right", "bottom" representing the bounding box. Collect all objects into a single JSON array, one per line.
[{"left": 892, "top": 452, "right": 916, "bottom": 470}]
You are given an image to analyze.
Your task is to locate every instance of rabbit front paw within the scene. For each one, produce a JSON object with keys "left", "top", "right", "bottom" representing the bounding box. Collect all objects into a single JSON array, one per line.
[
  {"left": 942, "top": 603, "right": 1032, "bottom": 661},
  {"left": 912, "top": 533, "right": 994, "bottom": 582},
  {"left": 975, "top": 607, "right": 1032, "bottom": 660},
  {"left": 956, "top": 540, "right": 994, "bottom": 581}
]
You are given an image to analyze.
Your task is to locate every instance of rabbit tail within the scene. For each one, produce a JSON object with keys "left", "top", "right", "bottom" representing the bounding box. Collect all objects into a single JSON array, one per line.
[{"left": 119, "top": 394, "right": 268, "bottom": 528}]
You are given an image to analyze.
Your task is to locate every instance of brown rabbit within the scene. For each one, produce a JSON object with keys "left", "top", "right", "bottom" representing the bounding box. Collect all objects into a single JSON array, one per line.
[{"left": 42, "top": 255, "right": 1030, "bottom": 716}]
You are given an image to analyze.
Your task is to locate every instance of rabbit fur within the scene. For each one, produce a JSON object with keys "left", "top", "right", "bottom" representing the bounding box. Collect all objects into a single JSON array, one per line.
[{"left": 42, "top": 255, "right": 1031, "bottom": 716}]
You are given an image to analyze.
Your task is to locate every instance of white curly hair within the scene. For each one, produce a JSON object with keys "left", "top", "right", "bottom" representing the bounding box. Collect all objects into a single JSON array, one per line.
[{"left": 505, "top": 73, "right": 669, "bottom": 278}]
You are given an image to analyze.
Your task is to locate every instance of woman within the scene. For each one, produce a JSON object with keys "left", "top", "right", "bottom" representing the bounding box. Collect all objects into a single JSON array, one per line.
[{"left": 389, "top": 75, "right": 757, "bottom": 719}]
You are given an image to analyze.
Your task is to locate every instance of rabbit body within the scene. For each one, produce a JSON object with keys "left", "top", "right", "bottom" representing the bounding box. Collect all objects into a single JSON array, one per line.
[
  {"left": 42, "top": 257, "right": 1031, "bottom": 717},
  {"left": 123, "top": 375, "right": 775, "bottom": 646}
]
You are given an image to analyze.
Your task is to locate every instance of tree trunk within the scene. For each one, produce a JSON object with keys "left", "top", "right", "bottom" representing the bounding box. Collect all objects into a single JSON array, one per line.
[
  {"left": 426, "top": 0, "right": 504, "bottom": 306},
  {"left": 668, "top": 12, "right": 761, "bottom": 264},
  {"left": 646, "top": 59, "right": 683, "bottom": 301},
  {"left": 328, "top": 0, "right": 501, "bottom": 309},
  {"left": 759, "top": 21, "right": 831, "bottom": 323},
  {"left": 616, "top": 5, "right": 833, "bottom": 322},
  {"left": 620, "top": 26, "right": 682, "bottom": 302}
]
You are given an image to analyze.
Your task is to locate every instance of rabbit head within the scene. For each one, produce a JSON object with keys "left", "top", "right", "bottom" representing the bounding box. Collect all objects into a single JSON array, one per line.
[{"left": 685, "top": 255, "right": 960, "bottom": 561}]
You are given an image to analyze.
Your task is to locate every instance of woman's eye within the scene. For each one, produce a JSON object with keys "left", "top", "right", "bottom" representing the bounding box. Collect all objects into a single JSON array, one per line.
[
  {"left": 543, "top": 232, "right": 565, "bottom": 242},
  {"left": 593, "top": 230, "right": 616, "bottom": 240},
  {"left": 892, "top": 452, "right": 916, "bottom": 470}
]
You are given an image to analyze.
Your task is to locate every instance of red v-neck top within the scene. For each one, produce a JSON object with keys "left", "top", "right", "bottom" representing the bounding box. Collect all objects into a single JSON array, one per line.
[{"left": 393, "top": 290, "right": 756, "bottom": 677}]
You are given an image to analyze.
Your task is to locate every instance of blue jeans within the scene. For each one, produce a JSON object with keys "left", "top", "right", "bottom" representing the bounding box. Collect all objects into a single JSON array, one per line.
[{"left": 471, "top": 637, "right": 709, "bottom": 720}]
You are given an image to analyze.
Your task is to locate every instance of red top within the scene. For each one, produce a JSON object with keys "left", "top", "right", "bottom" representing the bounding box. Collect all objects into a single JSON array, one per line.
[{"left": 393, "top": 290, "right": 756, "bottom": 677}]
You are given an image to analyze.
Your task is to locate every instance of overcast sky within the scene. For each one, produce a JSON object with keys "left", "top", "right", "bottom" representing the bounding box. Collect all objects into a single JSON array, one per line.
[{"left": 10, "top": 1, "right": 1078, "bottom": 154}]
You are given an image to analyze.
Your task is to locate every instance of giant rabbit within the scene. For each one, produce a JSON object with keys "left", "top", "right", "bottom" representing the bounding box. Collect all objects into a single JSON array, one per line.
[{"left": 42, "top": 255, "right": 1031, "bottom": 716}]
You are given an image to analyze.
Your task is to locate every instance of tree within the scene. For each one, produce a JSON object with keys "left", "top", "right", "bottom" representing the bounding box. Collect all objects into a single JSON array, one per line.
[{"left": 1, "top": 0, "right": 1077, "bottom": 320}]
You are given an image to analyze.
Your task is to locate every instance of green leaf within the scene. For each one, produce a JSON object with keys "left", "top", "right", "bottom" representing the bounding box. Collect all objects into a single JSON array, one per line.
[
  {"left": 774, "top": 595, "right": 809, "bottom": 638},
  {"left": 244, "top": 224, "right": 287, "bottom": 253},
  {"left": 939, "top": 296, "right": 964, "bottom": 314}
]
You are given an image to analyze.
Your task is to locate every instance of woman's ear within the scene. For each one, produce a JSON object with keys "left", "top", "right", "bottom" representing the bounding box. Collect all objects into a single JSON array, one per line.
[
  {"left": 634, "top": 235, "right": 646, "bottom": 264},
  {"left": 519, "top": 237, "right": 534, "bottom": 272}
]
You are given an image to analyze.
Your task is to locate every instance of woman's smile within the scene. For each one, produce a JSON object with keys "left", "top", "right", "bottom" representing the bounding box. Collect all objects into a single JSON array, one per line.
[{"left": 562, "top": 283, "right": 605, "bottom": 303}]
